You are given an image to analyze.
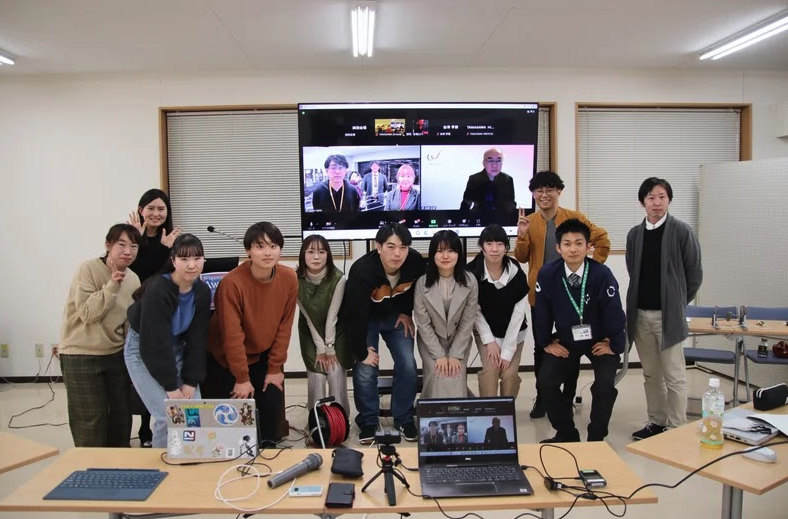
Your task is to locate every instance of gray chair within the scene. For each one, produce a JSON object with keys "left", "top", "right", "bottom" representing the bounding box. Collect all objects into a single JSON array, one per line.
[
  {"left": 742, "top": 306, "right": 788, "bottom": 399},
  {"left": 684, "top": 305, "right": 739, "bottom": 406}
]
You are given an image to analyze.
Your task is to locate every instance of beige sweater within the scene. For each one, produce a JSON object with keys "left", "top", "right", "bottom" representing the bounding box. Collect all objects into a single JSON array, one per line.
[{"left": 59, "top": 258, "right": 140, "bottom": 356}]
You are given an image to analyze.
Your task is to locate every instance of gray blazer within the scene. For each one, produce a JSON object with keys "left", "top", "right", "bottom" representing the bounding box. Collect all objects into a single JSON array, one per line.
[
  {"left": 413, "top": 272, "right": 479, "bottom": 360},
  {"left": 625, "top": 213, "right": 703, "bottom": 350},
  {"left": 384, "top": 187, "right": 421, "bottom": 211}
]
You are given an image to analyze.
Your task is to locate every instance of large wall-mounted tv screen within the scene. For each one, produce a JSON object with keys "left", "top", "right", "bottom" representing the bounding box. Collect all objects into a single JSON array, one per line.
[{"left": 298, "top": 102, "right": 539, "bottom": 240}]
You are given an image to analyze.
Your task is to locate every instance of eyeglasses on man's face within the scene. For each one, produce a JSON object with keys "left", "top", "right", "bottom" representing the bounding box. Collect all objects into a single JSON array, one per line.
[{"left": 533, "top": 187, "right": 558, "bottom": 196}]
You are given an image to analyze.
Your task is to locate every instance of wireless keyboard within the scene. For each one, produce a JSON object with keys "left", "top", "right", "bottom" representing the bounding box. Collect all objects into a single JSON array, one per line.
[{"left": 44, "top": 468, "right": 168, "bottom": 501}]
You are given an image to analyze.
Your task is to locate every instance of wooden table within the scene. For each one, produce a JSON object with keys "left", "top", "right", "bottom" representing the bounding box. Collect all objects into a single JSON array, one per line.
[
  {"left": 687, "top": 318, "right": 788, "bottom": 406},
  {"left": 0, "top": 443, "right": 656, "bottom": 519},
  {"left": 627, "top": 403, "right": 788, "bottom": 519},
  {"left": 0, "top": 431, "right": 59, "bottom": 474}
]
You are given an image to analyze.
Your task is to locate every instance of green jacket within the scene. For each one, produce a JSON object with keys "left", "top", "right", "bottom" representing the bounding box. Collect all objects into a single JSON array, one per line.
[{"left": 298, "top": 269, "right": 353, "bottom": 372}]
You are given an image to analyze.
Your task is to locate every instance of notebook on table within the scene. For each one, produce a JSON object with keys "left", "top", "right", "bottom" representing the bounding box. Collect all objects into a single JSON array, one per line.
[
  {"left": 722, "top": 407, "right": 779, "bottom": 446},
  {"left": 416, "top": 396, "right": 533, "bottom": 498},
  {"left": 165, "top": 398, "right": 258, "bottom": 460}
]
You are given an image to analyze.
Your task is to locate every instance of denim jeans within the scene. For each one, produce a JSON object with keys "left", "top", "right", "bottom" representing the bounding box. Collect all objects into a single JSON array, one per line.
[
  {"left": 124, "top": 329, "right": 201, "bottom": 448},
  {"left": 353, "top": 311, "right": 417, "bottom": 428}
]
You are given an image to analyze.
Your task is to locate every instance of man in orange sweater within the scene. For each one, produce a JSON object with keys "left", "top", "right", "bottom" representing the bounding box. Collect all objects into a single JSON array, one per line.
[
  {"left": 202, "top": 222, "right": 298, "bottom": 444},
  {"left": 514, "top": 171, "right": 610, "bottom": 418}
]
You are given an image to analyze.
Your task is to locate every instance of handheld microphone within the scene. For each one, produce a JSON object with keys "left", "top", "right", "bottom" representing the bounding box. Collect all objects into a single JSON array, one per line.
[
  {"left": 206, "top": 226, "right": 245, "bottom": 247},
  {"left": 267, "top": 453, "right": 323, "bottom": 489}
]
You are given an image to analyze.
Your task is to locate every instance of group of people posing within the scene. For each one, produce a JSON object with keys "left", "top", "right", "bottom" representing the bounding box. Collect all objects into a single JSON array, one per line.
[{"left": 57, "top": 169, "right": 701, "bottom": 450}]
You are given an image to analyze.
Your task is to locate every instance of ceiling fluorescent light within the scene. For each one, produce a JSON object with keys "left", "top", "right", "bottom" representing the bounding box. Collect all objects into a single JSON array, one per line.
[
  {"left": 699, "top": 10, "right": 788, "bottom": 60},
  {"left": 0, "top": 52, "right": 15, "bottom": 65},
  {"left": 351, "top": 2, "right": 376, "bottom": 58}
]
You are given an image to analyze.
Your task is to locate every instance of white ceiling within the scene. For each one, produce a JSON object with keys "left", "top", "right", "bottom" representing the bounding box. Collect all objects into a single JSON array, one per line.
[{"left": 0, "top": 0, "right": 786, "bottom": 75}]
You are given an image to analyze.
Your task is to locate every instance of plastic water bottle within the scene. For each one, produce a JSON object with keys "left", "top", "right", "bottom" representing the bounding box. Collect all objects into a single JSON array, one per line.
[{"left": 700, "top": 377, "right": 725, "bottom": 449}]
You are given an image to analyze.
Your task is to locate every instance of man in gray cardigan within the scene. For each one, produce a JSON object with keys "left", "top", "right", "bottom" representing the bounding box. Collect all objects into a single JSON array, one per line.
[{"left": 625, "top": 177, "right": 703, "bottom": 441}]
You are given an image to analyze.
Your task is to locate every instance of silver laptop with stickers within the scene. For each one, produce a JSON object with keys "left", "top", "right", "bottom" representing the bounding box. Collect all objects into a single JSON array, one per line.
[{"left": 165, "top": 399, "right": 257, "bottom": 460}]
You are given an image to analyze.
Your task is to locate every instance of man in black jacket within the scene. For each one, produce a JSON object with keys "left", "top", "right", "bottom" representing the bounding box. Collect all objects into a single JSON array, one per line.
[
  {"left": 459, "top": 148, "right": 516, "bottom": 224},
  {"left": 342, "top": 223, "right": 425, "bottom": 444},
  {"left": 484, "top": 417, "right": 509, "bottom": 447},
  {"left": 534, "top": 219, "right": 626, "bottom": 443}
]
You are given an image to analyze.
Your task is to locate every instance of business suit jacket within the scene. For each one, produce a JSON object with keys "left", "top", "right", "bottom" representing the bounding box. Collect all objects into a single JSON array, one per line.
[
  {"left": 384, "top": 187, "right": 421, "bottom": 211},
  {"left": 484, "top": 425, "right": 509, "bottom": 447},
  {"left": 361, "top": 172, "right": 389, "bottom": 209},
  {"left": 414, "top": 272, "right": 479, "bottom": 398},
  {"left": 460, "top": 171, "right": 516, "bottom": 217}
]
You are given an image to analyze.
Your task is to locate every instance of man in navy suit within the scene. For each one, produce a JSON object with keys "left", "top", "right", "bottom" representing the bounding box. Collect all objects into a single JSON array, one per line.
[
  {"left": 360, "top": 160, "right": 389, "bottom": 211},
  {"left": 534, "top": 219, "right": 626, "bottom": 443}
]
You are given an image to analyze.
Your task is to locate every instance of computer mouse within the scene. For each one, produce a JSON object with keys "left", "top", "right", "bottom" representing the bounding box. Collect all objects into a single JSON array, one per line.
[{"left": 743, "top": 446, "right": 777, "bottom": 463}]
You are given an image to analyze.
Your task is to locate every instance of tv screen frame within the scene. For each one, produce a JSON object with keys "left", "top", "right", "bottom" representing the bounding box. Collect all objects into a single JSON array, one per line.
[{"left": 298, "top": 102, "right": 539, "bottom": 240}]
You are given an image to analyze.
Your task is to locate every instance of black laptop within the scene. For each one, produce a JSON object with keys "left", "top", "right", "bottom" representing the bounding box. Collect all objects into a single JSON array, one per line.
[{"left": 416, "top": 397, "right": 534, "bottom": 499}]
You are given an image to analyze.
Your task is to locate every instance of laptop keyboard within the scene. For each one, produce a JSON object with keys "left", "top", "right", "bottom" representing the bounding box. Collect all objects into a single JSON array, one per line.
[
  {"left": 57, "top": 469, "right": 166, "bottom": 490},
  {"left": 424, "top": 465, "right": 523, "bottom": 484}
]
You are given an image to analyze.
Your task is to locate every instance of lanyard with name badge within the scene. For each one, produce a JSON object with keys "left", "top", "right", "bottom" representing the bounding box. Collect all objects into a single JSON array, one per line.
[{"left": 562, "top": 262, "right": 592, "bottom": 341}]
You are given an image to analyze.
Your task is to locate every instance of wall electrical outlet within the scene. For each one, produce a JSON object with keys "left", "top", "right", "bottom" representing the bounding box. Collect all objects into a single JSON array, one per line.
[
  {"left": 51, "top": 343, "right": 59, "bottom": 358},
  {"left": 0, "top": 344, "right": 8, "bottom": 358},
  {"left": 35, "top": 343, "right": 45, "bottom": 358}
]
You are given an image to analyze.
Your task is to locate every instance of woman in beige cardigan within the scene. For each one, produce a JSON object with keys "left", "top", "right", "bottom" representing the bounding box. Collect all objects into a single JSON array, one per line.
[{"left": 414, "top": 230, "right": 478, "bottom": 399}]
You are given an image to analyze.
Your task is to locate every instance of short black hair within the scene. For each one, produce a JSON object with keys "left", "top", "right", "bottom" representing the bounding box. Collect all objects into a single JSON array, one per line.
[
  {"left": 243, "top": 221, "right": 284, "bottom": 250},
  {"left": 101, "top": 223, "right": 141, "bottom": 262},
  {"left": 555, "top": 218, "right": 590, "bottom": 244},
  {"left": 638, "top": 177, "right": 674, "bottom": 204},
  {"left": 375, "top": 223, "right": 412, "bottom": 246},
  {"left": 324, "top": 154, "right": 349, "bottom": 169},
  {"left": 529, "top": 171, "right": 565, "bottom": 192},
  {"left": 477, "top": 224, "right": 510, "bottom": 251},
  {"left": 429, "top": 420, "right": 438, "bottom": 427}
]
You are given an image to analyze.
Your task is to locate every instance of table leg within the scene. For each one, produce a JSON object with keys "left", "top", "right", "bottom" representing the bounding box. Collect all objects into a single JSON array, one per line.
[
  {"left": 721, "top": 484, "right": 743, "bottom": 519},
  {"left": 732, "top": 338, "right": 742, "bottom": 407},
  {"left": 540, "top": 508, "right": 555, "bottom": 519}
]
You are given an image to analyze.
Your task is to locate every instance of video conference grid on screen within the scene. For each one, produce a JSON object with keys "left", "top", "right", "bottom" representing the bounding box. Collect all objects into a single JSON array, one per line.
[
  {"left": 299, "top": 103, "right": 539, "bottom": 240},
  {"left": 418, "top": 399, "right": 516, "bottom": 457}
]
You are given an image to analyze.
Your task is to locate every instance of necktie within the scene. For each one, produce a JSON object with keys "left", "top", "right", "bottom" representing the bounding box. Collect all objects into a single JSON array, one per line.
[{"left": 568, "top": 273, "right": 581, "bottom": 288}]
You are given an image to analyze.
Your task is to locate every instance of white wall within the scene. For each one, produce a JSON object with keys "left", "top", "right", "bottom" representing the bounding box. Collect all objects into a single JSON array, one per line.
[{"left": 1, "top": 68, "right": 787, "bottom": 377}]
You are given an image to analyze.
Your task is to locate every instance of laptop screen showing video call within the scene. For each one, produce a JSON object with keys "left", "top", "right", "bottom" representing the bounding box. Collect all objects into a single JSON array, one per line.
[{"left": 417, "top": 397, "right": 518, "bottom": 463}]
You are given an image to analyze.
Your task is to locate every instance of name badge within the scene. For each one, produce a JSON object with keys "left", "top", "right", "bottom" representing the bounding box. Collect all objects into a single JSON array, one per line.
[{"left": 572, "top": 325, "right": 592, "bottom": 341}]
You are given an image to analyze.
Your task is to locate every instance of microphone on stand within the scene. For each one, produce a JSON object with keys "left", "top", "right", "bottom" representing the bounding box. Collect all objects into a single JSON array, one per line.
[
  {"left": 206, "top": 226, "right": 245, "bottom": 247},
  {"left": 267, "top": 453, "right": 323, "bottom": 488}
]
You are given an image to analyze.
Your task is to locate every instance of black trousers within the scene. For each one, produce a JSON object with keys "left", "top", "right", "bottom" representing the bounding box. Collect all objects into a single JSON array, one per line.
[
  {"left": 531, "top": 306, "right": 579, "bottom": 401},
  {"left": 201, "top": 351, "right": 283, "bottom": 444},
  {"left": 537, "top": 347, "right": 619, "bottom": 441}
]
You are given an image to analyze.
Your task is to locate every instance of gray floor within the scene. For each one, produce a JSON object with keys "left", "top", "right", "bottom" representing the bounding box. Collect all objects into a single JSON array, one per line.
[{"left": 0, "top": 368, "right": 784, "bottom": 519}]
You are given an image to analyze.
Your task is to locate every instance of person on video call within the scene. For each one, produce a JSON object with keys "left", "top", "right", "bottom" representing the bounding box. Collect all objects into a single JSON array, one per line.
[
  {"left": 460, "top": 148, "right": 516, "bottom": 221},
  {"left": 384, "top": 164, "right": 421, "bottom": 211},
  {"left": 361, "top": 160, "right": 389, "bottom": 211},
  {"left": 484, "top": 416, "right": 509, "bottom": 447},
  {"left": 311, "top": 154, "right": 360, "bottom": 212}
]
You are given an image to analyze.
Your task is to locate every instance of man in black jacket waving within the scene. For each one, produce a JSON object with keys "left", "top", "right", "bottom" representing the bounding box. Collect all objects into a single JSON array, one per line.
[{"left": 342, "top": 223, "right": 425, "bottom": 444}]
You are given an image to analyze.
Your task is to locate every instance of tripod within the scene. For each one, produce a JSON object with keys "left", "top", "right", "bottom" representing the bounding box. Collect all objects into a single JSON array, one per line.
[{"left": 361, "top": 444, "right": 410, "bottom": 506}]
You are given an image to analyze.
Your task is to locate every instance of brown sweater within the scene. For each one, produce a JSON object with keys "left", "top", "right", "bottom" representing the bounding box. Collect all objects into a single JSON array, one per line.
[
  {"left": 513, "top": 207, "right": 610, "bottom": 306},
  {"left": 60, "top": 258, "right": 140, "bottom": 355},
  {"left": 207, "top": 262, "right": 298, "bottom": 383}
]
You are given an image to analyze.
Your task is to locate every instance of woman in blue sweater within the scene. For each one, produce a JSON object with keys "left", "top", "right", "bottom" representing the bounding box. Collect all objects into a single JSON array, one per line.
[{"left": 124, "top": 234, "right": 211, "bottom": 448}]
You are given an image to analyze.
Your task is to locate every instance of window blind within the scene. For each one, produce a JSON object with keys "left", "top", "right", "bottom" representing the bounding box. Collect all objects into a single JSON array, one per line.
[
  {"left": 166, "top": 110, "right": 302, "bottom": 258},
  {"left": 577, "top": 107, "right": 740, "bottom": 251}
]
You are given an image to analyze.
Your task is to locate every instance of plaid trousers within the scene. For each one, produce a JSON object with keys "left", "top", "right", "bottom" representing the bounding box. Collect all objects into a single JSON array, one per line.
[{"left": 60, "top": 351, "right": 132, "bottom": 447}]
